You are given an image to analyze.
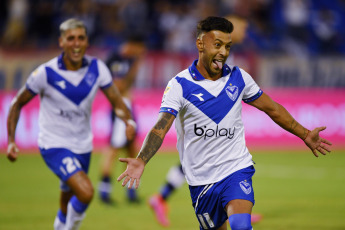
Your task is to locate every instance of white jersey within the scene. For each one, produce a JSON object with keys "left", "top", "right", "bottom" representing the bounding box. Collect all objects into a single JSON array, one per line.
[
  {"left": 26, "top": 54, "right": 113, "bottom": 153},
  {"left": 160, "top": 60, "right": 263, "bottom": 186}
]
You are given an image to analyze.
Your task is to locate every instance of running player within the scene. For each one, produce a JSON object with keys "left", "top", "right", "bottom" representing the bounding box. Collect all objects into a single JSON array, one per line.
[
  {"left": 98, "top": 36, "right": 146, "bottom": 204},
  {"left": 6, "top": 18, "right": 135, "bottom": 230}
]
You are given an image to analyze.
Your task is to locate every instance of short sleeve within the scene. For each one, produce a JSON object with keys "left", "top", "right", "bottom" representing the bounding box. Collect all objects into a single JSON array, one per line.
[
  {"left": 97, "top": 60, "right": 113, "bottom": 89},
  {"left": 160, "top": 78, "right": 183, "bottom": 117},
  {"left": 240, "top": 68, "right": 263, "bottom": 103},
  {"left": 26, "top": 65, "right": 46, "bottom": 94}
]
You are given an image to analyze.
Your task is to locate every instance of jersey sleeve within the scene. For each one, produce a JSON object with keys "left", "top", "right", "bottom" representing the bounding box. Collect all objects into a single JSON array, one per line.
[
  {"left": 97, "top": 59, "right": 113, "bottom": 89},
  {"left": 240, "top": 68, "right": 263, "bottom": 103},
  {"left": 160, "top": 78, "right": 183, "bottom": 117},
  {"left": 25, "top": 64, "right": 46, "bottom": 95}
]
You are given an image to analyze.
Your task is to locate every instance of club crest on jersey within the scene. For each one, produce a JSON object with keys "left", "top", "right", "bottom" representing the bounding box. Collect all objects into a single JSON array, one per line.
[
  {"left": 85, "top": 73, "right": 96, "bottom": 86},
  {"left": 226, "top": 85, "right": 238, "bottom": 101},
  {"left": 239, "top": 180, "right": 251, "bottom": 195}
]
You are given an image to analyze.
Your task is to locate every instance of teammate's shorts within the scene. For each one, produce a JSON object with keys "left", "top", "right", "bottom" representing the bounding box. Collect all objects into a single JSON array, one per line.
[
  {"left": 189, "top": 166, "right": 255, "bottom": 229},
  {"left": 110, "top": 98, "right": 136, "bottom": 148},
  {"left": 40, "top": 147, "right": 91, "bottom": 191}
]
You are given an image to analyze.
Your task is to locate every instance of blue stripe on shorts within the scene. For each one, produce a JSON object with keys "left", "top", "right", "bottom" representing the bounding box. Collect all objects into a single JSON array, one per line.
[{"left": 189, "top": 166, "right": 255, "bottom": 229}]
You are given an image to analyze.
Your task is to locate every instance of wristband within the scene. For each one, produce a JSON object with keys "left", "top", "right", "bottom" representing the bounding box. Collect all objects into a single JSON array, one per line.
[
  {"left": 127, "top": 119, "right": 137, "bottom": 130},
  {"left": 302, "top": 129, "right": 310, "bottom": 141}
]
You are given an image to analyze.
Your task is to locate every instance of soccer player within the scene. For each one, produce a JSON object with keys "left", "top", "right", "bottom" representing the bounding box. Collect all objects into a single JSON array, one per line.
[
  {"left": 98, "top": 36, "right": 146, "bottom": 204},
  {"left": 6, "top": 18, "right": 136, "bottom": 230},
  {"left": 117, "top": 16, "right": 332, "bottom": 230},
  {"left": 148, "top": 15, "right": 261, "bottom": 227}
]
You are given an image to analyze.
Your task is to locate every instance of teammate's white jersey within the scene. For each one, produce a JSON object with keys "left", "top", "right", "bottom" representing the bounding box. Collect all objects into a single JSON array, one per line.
[
  {"left": 160, "top": 60, "right": 263, "bottom": 186},
  {"left": 26, "top": 54, "right": 113, "bottom": 153}
]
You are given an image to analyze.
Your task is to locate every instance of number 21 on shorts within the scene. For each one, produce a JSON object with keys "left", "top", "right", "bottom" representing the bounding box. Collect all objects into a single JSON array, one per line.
[{"left": 60, "top": 157, "right": 82, "bottom": 176}]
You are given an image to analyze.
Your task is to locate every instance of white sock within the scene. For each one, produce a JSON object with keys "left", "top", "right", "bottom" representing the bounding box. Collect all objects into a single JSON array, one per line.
[
  {"left": 54, "top": 215, "right": 65, "bottom": 230},
  {"left": 65, "top": 202, "right": 86, "bottom": 230}
]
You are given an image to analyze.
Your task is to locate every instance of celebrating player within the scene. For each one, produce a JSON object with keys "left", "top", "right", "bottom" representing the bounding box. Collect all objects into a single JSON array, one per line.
[
  {"left": 148, "top": 15, "right": 262, "bottom": 227},
  {"left": 98, "top": 36, "right": 146, "bottom": 204},
  {"left": 6, "top": 18, "right": 135, "bottom": 230},
  {"left": 117, "top": 16, "right": 332, "bottom": 230}
]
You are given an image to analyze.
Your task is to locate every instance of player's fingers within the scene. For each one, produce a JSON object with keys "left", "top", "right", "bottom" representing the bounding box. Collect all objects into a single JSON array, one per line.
[
  {"left": 320, "top": 143, "right": 331, "bottom": 152},
  {"left": 122, "top": 176, "right": 131, "bottom": 187},
  {"left": 317, "top": 147, "right": 327, "bottom": 155},
  {"left": 316, "top": 126, "right": 326, "bottom": 133},
  {"left": 117, "top": 172, "right": 127, "bottom": 182},
  {"left": 312, "top": 149, "right": 319, "bottom": 157},
  {"left": 321, "top": 138, "right": 332, "bottom": 146},
  {"left": 118, "top": 158, "right": 129, "bottom": 163}
]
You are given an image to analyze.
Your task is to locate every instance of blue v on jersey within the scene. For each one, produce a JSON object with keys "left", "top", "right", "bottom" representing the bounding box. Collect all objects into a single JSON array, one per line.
[
  {"left": 160, "top": 60, "right": 263, "bottom": 186},
  {"left": 26, "top": 54, "right": 113, "bottom": 154}
]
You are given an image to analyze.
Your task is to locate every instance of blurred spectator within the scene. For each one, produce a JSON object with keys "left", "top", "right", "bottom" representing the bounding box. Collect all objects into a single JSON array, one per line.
[
  {"left": 309, "top": 1, "right": 345, "bottom": 55},
  {"left": 27, "top": 0, "right": 56, "bottom": 48},
  {"left": 158, "top": 2, "right": 199, "bottom": 53},
  {"left": 2, "top": 0, "right": 28, "bottom": 48}
]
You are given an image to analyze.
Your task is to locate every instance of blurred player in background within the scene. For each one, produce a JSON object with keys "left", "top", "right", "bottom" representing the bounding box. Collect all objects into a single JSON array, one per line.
[
  {"left": 98, "top": 36, "right": 146, "bottom": 204},
  {"left": 148, "top": 14, "right": 263, "bottom": 227},
  {"left": 117, "top": 16, "right": 331, "bottom": 230},
  {"left": 6, "top": 18, "right": 135, "bottom": 230}
]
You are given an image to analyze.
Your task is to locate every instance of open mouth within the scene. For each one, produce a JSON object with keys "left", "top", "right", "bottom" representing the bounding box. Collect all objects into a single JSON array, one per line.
[
  {"left": 72, "top": 48, "right": 81, "bottom": 56},
  {"left": 212, "top": 59, "right": 223, "bottom": 70}
]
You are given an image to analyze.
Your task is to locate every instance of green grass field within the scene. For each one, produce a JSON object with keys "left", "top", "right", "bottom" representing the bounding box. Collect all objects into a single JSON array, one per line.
[{"left": 1, "top": 149, "right": 345, "bottom": 230}]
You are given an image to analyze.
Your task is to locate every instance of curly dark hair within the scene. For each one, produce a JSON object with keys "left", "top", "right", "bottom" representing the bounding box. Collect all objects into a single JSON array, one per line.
[{"left": 196, "top": 16, "right": 234, "bottom": 37}]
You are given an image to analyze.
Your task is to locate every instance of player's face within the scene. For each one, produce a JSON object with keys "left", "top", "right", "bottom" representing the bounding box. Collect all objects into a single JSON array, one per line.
[
  {"left": 197, "top": 30, "right": 232, "bottom": 78},
  {"left": 59, "top": 27, "right": 89, "bottom": 70}
]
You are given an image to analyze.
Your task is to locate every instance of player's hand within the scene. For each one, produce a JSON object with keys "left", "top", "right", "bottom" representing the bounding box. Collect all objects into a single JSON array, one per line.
[
  {"left": 125, "top": 119, "right": 136, "bottom": 141},
  {"left": 117, "top": 158, "right": 145, "bottom": 189},
  {"left": 7, "top": 142, "right": 19, "bottom": 162},
  {"left": 304, "top": 126, "right": 332, "bottom": 157}
]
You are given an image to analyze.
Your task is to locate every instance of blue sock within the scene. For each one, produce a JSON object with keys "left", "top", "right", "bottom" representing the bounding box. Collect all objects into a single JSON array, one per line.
[
  {"left": 101, "top": 176, "right": 111, "bottom": 183},
  {"left": 70, "top": 196, "right": 89, "bottom": 214},
  {"left": 228, "top": 213, "right": 252, "bottom": 230},
  {"left": 57, "top": 209, "right": 66, "bottom": 224},
  {"left": 160, "top": 183, "right": 175, "bottom": 200},
  {"left": 127, "top": 188, "right": 138, "bottom": 201}
]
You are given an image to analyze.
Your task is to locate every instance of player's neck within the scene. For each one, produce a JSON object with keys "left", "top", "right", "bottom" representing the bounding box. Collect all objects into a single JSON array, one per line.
[
  {"left": 63, "top": 56, "right": 82, "bottom": 71},
  {"left": 196, "top": 62, "right": 222, "bottom": 81}
]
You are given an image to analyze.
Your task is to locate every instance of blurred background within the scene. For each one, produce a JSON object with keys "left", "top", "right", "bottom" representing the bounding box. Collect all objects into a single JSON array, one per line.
[{"left": 0, "top": 0, "right": 345, "bottom": 150}]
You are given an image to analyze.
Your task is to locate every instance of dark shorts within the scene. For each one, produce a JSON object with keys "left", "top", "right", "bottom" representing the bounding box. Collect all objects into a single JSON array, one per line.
[{"left": 189, "top": 166, "right": 255, "bottom": 229}]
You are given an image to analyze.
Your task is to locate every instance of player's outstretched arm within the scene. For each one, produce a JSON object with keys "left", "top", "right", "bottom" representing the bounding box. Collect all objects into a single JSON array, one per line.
[
  {"left": 117, "top": 112, "right": 175, "bottom": 189},
  {"left": 7, "top": 87, "right": 36, "bottom": 162},
  {"left": 248, "top": 92, "right": 332, "bottom": 157},
  {"left": 102, "top": 84, "right": 136, "bottom": 140}
]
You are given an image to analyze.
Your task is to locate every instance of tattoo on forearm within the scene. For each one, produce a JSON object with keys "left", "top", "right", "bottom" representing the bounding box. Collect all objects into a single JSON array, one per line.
[
  {"left": 155, "top": 113, "right": 173, "bottom": 130},
  {"left": 138, "top": 130, "right": 163, "bottom": 164},
  {"left": 138, "top": 113, "right": 174, "bottom": 164},
  {"left": 289, "top": 119, "right": 298, "bottom": 133}
]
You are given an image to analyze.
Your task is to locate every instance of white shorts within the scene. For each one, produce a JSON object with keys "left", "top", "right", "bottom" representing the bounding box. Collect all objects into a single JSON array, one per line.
[{"left": 110, "top": 98, "right": 134, "bottom": 148}]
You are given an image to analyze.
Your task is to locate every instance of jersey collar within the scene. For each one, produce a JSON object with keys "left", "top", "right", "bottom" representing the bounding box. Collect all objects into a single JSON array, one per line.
[
  {"left": 188, "top": 59, "right": 231, "bottom": 81},
  {"left": 58, "top": 53, "right": 89, "bottom": 70}
]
